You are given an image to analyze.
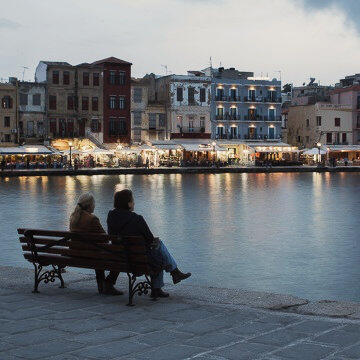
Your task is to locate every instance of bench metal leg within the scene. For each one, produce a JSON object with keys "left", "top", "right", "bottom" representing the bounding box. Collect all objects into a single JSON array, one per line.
[
  {"left": 31, "top": 263, "right": 66, "bottom": 293},
  {"left": 126, "top": 273, "right": 152, "bottom": 306}
]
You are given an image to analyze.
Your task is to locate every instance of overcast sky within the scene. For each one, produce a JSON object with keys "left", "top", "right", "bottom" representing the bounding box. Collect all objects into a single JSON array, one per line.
[{"left": 0, "top": 0, "right": 359, "bottom": 86}]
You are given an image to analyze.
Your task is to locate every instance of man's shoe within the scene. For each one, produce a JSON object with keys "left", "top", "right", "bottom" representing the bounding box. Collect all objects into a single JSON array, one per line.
[
  {"left": 170, "top": 268, "right": 191, "bottom": 284},
  {"left": 150, "top": 288, "right": 170, "bottom": 298},
  {"left": 103, "top": 282, "right": 124, "bottom": 296}
]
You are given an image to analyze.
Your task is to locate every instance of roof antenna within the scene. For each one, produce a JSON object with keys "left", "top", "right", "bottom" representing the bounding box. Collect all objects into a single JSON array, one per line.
[
  {"left": 161, "top": 65, "right": 168, "bottom": 75},
  {"left": 209, "top": 56, "right": 212, "bottom": 68}
]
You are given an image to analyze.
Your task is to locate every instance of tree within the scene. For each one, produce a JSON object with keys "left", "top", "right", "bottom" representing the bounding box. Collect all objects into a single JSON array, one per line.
[{"left": 282, "top": 83, "right": 292, "bottom": 93}]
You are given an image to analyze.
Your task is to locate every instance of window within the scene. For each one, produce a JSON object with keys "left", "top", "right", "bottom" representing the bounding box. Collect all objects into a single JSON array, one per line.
[
  {"left": 188, "top": 87, "right": 195, "bottom": 104},
  {"left": 357, "top": 94, "right": 360, "bottom": 109},
  {"left": 92, "top": 97, "right": 98, "bottom": 111},
  {"left": 82, "top": 96, "right": 89, "bottom": 111},
  {"left": 230, "top": 107, "right": 237, "bottom": 117},
  {"left": 159, "top": 113, "right": 165, "bottom": 127},
  {"left": 342, "top": 133, "right": 347, "bottom": 143},
  {"left": 109, "top": 71, "right": 116, "bottom": 85},
  {"left": 109, "top": 117, "right": 126, "bottom": 136},
  {"left": 316, "top": 116, "right": 322, "bottom": 126},
  {"left": 32, "top": 94, "right": 41, "bottom": 106},
  {"left": 133, "top": 129, "right": 141, "bottom": 142},
  {"left": 49, "top": 95, "right": 56, "bottom": 110},
  {"left": 37, "top": 122, "right": 44, "bottom": 136},
  {"left": 91, "top": 119, "right": 101, "bottom": 132},
  {"left": 2, "top": 96, "right": 12, "bottom": 109},
  {"left": 93, "top": 73, "right": 100, "bottom": 86},
  {"left": 269, "top": 90, "right": 276, "bottom": 102},
  {"left": 200, "top": 117, "right": 205, "bottom": 129},
  {"left": 306, "top": 136, "right": 309, "bottom": 144},
  {"left": 200, "top": 88, "right": 206, "bottom": 102},
  {"left": 83, "top": 72, "right": 89, "bottom": 86},
  {"left": 20, "top": 93, "right": 28, "bottom": 106},
  {"left": 217, "top": 107, "right": 224, "bottom": 117},
  {"left": 297, "top": 136, "right": 301, "bottom": 142},
  {"left": 109, "top": 96, "right": 116, "bottom": 109},
  {"left": 177, "top": 87, "right": 183, "bottom": 102},
  {"left": 4, "top": 134, "right": 11, "bottom": 142},
  {"left": 216, "top": 88, "right": 224, "bottom": 100},
  {"left": 230, "top": 88, "right": 236, "bottom": 101},
  {"left": 306, "top": 118, "right": 309, "bottom": 127},
  {"left": 326, "top": 132, "right": 332, "bottom": 144},
  {"left": 4, "top": 117, "right": 10, "bottom": 127},
  {"left": 49, "top": 119, "right": 57, "bottom": 134},
  {"left": 27, "top": 121, "right": 34, "bottom": 137},
  {"left": 357, "top": 114, "right": 360, "bottom": 128},
  {"left": 119, "top": 71, "right": 126, "bottom": 85},
  {"left": 248, "top": 89, "right": 255, "bottom": 101},
  {"left": 149, "top": 113, "right": 156, "bottom": 129},
  {"left": 67, "top": 96, "right": 75, "bottom": 110},
  {"left": 63, "top": 71, "right": 70, "bottom": 85},
  {"left": 335, "top": 118, "right": 340, "bottom": 127},
  {"left": 133, "top": 88, "right": 142, "bottom": 103},
  {"left": 133, "top": 112, "right": 142, "bottom": 126},
  {"left": 52, "top": 71, "right": 59, "bottom": 84},
  {"left": 119, "top": 96, "right": 125, "bottom": 109},
  {"left": 268, "top": 109, "right": 275, "bottom": 121},
  {"left": 188, "top": 120, "right": 194, "bottom": 132}
]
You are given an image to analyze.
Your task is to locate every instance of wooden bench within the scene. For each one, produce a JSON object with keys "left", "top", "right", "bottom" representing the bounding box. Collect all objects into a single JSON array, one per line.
[{"left": 18, "top": 228, "right": 158, "bottom": 306}]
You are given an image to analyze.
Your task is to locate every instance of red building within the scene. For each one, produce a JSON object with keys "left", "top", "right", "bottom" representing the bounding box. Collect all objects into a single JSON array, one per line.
[{"left": 92, "top": 57, "right": 132, "bottom": 144}]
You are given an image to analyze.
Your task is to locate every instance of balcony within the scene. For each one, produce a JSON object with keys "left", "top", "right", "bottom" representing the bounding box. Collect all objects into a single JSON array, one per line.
[
  {"left": 215, "top": 96, "right": 242, "bottom": 102},
  {"left": 180, "top": 126, "right": 206, "bottom": 133},
  {"left": 216, "top": 114, "right": 241, "bottom": 121}
]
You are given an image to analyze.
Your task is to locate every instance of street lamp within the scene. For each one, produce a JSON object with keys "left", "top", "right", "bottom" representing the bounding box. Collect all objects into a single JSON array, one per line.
[
  {"left": 68, "top": 140, "right": 73, "bottom": 168},
  {"left": 316, "top": 142, "right": 321, "bottom": 165}
]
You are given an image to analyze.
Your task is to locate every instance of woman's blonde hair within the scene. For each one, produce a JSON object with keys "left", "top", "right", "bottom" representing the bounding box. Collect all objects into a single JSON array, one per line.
[{"left": 69, "top": 192, "right": 95, "bottom": 229}]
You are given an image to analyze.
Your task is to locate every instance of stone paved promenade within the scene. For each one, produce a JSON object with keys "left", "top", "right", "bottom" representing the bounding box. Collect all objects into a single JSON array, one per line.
[{"left": 1, "top": 267, "right": 360, "bottom": 360}]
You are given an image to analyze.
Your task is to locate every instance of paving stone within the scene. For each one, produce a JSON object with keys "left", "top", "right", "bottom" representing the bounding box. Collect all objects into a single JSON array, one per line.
[
  {"left": 72, "top": 339, "right": 149, "bottom": 359},
  {"left": 0, "top": 341, "right": 18, "bottom": 352},
  {"left": 251, "top": 328, "right": 308, "bottom": 346},
  {"left": 51, "top": 316, "right": 119, "bottom": 333},
  {"left": 0, "top": 306, "right": 56, "bottom": 320},
  {"left": 336, "top": 343, "right": 360, "bottom": 359},
  {"left": 143, "top": 301, "right": 198, "bottom": 314},
  {"left": 133, "top": 343, "right": 204, "bottom": 360},
  {"left": 257, "top": 313, "right": 302, "bottom": 326},
  {"left": 2, "top": 318, "right": 51, "bottom": 335},
  {"left": 41, "top": 309, "right": 98, "bottom": 320},
  {"left": 150, "top": 308, "right": 216, "bottom": 322},
  {"left": 273, "top": 342, "right": 337, "bottom": 360},
  {"left": 0, "top": 298, "right": 50, "bottom": 311},
  {"left": 285, "top": 320, "right": 340, "bottom": 334},
  {"left": 111, "top": 318, "right": 177, "bottom": 333},
  {"left": 0, "top": 293, "right": 32, "bottom": 303},
  {"left": 227, "top": 320, "right": 281, "bottom": 337},
  {"left": 4, "top": 328, "right": 67, "bottom": 346},
  {"left": 78, "top": 302, "right": 132, "bottom": 315},
  {"left": 71, "top": 327, "right": 136, "bottom": 344},
  {"left": 41, "top": 301, "right": 101, "bottom": 312},
  {"left": 185, "top": 331, "right": 242, "bottom": 348},
  {"left": 314, "top": 329, "right": 360, "bottom": 347},
  {"left": 8, "top": 339, "right": 84, "bottom": 359},
  {"left": 212, "top": 341, "right": 277, "bottom": 359},
  {"left": 175, "top": 317, "right": 234, "bottom": 335},
  {"left": 134, "top": 329, "right": 193, "bottom": 346},
  {"left": 341, "top": 323, "right": 360, "bottom": 333}
]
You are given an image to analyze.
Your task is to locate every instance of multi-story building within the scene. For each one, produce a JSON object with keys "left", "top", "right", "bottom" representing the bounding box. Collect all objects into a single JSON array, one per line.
[
  {"left": 207, "top": 67, "right": 282, "bottom": 141},
  {"left": 18, "top": 82, "right": 46, "bottom": 142},
  {"left": 35, "top": 57, "right": 132, "bottom": 145},
  {"left": 154, "top": 72, "right": 211, "bottom": 140},
  {"left": 287, "top": 103, "right": 353, "bottom": 148},
  {"left": 0, "top": 80, "right": 18, "bottom": 145},
  {"left": 291, "top": 79, "right": 333, "bottom": 106},
  {"left": 331, "top": 82, "right": 360, "bottom": 145},
  {"left": 131, "top": 77, "right": 166, "bottom": 143}
]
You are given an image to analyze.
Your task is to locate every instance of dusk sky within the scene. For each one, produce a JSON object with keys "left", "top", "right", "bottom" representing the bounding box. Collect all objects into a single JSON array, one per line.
[{"left": 0, "top": 0, "right": 359, "bottom": 86}]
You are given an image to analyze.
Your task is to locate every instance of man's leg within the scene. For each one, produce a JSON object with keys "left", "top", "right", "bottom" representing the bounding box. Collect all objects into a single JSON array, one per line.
[{"left": 151, "top": 240, "right": 177, "bottom": 273}]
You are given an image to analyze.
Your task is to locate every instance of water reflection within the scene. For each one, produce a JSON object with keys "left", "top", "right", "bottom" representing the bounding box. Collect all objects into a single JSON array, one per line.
[{"left": 1, "top": 173, "right": 359, "bottom": 301}]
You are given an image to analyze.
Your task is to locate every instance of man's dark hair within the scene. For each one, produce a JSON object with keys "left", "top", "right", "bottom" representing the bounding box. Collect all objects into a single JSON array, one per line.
[{"left": 114, "top": 189, "right": 133, "bottom": 210}]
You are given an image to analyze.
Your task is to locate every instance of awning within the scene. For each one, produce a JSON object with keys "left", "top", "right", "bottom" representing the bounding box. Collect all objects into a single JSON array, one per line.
[
  {"left": 326, "top": 145, "right": 360, "bottom": 152},
  {"left": 302, "top": 148, "right": 327, "bottom": 155},
  {"left": 153, "top": 144, "right": 182, "bottom": 151},
  {"left": 181, "top": 143, "right": 226, "bottom": 152},
  {"left": 0, "top": 146, "right": 55, "bottom": 155}
]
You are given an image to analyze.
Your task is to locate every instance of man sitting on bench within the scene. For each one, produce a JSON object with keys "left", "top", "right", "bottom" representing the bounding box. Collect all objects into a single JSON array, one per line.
[{"left": 107, "top": 189, "right": 191, "bottom": 299}]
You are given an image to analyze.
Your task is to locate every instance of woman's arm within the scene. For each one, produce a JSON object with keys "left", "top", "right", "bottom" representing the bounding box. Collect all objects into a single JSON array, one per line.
[{"left": 138, "top": 215, "right": 156, "bottom": 244}]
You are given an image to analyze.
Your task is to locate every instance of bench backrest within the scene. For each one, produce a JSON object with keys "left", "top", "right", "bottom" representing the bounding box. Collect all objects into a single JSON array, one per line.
[{"left": 18, "top": 228, "right": 153, "bottom": 275}]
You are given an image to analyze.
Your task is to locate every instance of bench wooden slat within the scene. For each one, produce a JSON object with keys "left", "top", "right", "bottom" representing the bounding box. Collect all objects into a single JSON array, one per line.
[
  {"left": 23, "top": 253, "right": 152, "bottom": 274},
  {"left": 21, "top": 245, "right": 149, "bottom": 264}
]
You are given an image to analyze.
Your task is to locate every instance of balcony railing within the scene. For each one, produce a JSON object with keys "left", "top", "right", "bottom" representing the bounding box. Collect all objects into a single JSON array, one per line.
[
  {"left": 216, "top": 114, "right": 242, "bottom": 121},
  {"left": 180, "top": 126, "right": 206, "bottom": 133}
]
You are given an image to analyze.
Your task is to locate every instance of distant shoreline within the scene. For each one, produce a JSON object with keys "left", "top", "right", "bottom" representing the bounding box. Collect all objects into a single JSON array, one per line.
[{"left": 1, "top": 166, "right": 360, "bottom": 177}]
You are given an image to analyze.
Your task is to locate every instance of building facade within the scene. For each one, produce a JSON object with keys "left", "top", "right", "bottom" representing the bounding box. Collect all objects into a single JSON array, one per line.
[
  {"left": 131, "top": 77, "right": 166, "bottom": 143},
  {"left": 18, "top": 82, "right": 46, "bottom": 142},
  {"left": 155, "top": 72, "right": 211, "bottom": 140},
  {"left": 287, "top": 103, "right": 353, "bottom": 148},
  {"left": 0, "top": 81, "right": 18, "bottom": 145},
  {"left": 35, "top": 57, "right": 132, "bottom": 145},
  {"left": 208, "top": 67, "right": 282, "bottom": 141}
]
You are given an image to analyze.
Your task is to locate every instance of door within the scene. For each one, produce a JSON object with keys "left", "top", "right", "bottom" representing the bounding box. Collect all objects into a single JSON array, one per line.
[
  {"left": 268, "top": 127, "right": 275, "bottom": 139},
  {"left": 27, "top": 121, "right": 34, "bottom": 137},
  {"left": 248, "top": 127, "right": 257, "bottom": 139},
  {"left": 230, "top": 127, "right": 237, "bottom": 139},
  {"left": 78, "top": 119, "right": 85, "bottom": 137}
]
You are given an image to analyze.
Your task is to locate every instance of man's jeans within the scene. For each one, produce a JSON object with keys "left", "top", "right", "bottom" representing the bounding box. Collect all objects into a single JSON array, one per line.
[{"left": 150, "top": 240, "right": 177, "bottom": 288}]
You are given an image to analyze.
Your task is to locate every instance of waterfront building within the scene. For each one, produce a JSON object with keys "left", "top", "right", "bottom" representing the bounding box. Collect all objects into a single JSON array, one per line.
[
  {"left": 154, "top": 72, "right": 212, "bottom": 140},
  {"left": 35, "top": 57, "right": 132, "bottom": 145},
  {"left": 291, "top": 79, "right": 333, "bottom": 106},
  {"left": 287, "top": 102, "right": 353, "bottom": 149},
  {"left": 205, "top": 67, "right": 282, "bottom": 141},
  {"left": 131, "top": 77, "right": 166, "bottom": 143},
  {"left": 0, "top": 79, "right": 18, "bottom": 145},
  {"left": 18, "top": 81, "right": 46, "bottom": 143}
]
